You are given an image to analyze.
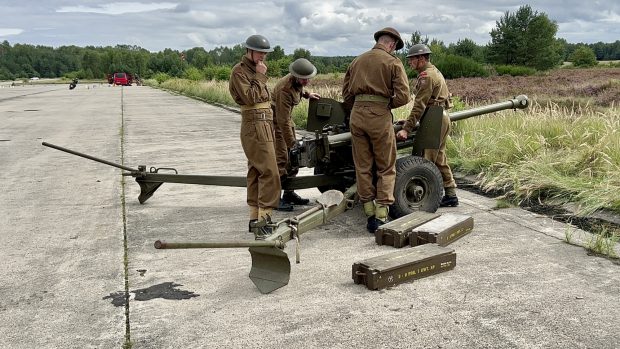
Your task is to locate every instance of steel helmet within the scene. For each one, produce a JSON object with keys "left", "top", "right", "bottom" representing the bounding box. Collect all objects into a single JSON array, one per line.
[
  {"left": 244, "top": 34, "right": 274, "bottom": 53},
  {"left": 374, "top": 27, "right": 405, "bottom": 50},
  {"left": 289, "top": 58, "right": 317, "bottom": 79},
  {"left": 406, "top": 43, "right": 432, "bottom": 58}
]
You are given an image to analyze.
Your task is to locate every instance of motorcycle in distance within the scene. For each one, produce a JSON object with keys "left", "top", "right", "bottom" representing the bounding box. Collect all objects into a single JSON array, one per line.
[{"left": 69, "top": 78, "right": 78, "bottom": 90}]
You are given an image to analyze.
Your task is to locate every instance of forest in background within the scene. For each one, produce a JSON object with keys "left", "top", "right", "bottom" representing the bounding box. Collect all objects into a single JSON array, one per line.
[{"left": 1, "top": 5, "right": 619, "bottom": 81}]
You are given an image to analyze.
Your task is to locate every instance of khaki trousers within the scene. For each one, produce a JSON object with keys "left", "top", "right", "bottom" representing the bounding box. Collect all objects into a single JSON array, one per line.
[
  {"left": 240, "top": 109, "right": 281, "bottom": 209},
  {"left": 350, "top": 102, "right": 396, "bottom": 205},
  {"left": 424, "top": 111, "right": 456, "bottom": 188},
  {"left": 274, "top": 127, "right": 299, "bottom": 178}
]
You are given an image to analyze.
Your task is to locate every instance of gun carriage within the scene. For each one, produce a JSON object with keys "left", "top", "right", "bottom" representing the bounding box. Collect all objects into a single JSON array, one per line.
[{"left": 43, "top": 95, "right": 529, "bottom": 293}]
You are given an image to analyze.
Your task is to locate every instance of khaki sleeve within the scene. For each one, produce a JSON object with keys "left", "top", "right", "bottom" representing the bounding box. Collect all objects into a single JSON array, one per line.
[
  {"left": 229, "top": 70, "right": 270, "bottom": 105},
  {"left": 342, "top": 68, "right": 355, "bottom": 111},
  {"left": 274, "top": 90, "right": 297, "bottom": 148},
  {"left": 390, "top": 61, "right": 410, "bottom": 109},
  {"left": 404, "top": 75, "right": 432, "bottom": 132}
]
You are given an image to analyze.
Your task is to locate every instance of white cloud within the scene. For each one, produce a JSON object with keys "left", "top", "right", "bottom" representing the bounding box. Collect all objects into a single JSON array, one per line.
[
  {"left": 600, "top": 12, "right": 620, "bottom": 23},
  {"left": 56, "top": 2, "right": 178, "bottom": 15},
  {"left": 0, "top": 28, "right": 24, "bottom": 36},
  {"left": 1, "top": 1, "right": 618, "bottom": 54},
  {"left": 186, "top": 32, "right": 203, "bottom": 46}
]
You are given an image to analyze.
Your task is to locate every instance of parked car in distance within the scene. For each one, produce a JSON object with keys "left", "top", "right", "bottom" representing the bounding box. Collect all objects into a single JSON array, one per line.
[{"left": 113, "top": 72, "right": 130, "bottom": 86}]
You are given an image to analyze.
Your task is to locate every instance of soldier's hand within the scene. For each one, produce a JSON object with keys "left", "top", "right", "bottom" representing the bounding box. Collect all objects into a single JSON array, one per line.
[
  {"left": 308, "top": 92, "right": 321, "bottom": 100},
  {"left": 256, "top": 61, "right": 268, "bottom": 75},
  {"left": 396, "top": 129, "right": 408, "bottom": 141}
]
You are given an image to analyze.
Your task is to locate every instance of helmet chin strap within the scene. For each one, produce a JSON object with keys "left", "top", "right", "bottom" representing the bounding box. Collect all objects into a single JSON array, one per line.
[{"left": 247, "top": 49, "right": 257, "bottom": 64}]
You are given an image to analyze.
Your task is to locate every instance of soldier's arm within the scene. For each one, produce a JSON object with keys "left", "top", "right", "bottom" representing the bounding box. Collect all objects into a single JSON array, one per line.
[
  {"left": 229, "top": 70, "right": 270, "bottom": 105},
  {"left": 275, "top": 91, "right": 297, "bottom": 148},
  {"left": 342, "top": 68, "right": 355, "bottom": 111},
  {"left": 403, "top": 74, "right": 432, "bottom": 132},
  {"left": 391, "top": 62, "right": 411, "bottom": 109}
]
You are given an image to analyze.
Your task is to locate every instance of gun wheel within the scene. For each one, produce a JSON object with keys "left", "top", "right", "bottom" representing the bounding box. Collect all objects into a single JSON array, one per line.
[{"left": 390, "top": 155, "right": 442, "bottom": 219}]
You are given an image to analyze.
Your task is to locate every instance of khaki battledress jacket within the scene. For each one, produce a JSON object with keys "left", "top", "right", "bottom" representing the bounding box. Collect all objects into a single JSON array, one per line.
[
  {"left": 229, "top": 55, "right": 280, "bottom": 209},
  {"left": 271, "top": 74, "right": 305, "bottom": 178},
  {"left": 342, "top": 43, "right": 410, "bottom": 205},
  {"left": 404, "top": 62, "right": 456, "bottom": 189}
]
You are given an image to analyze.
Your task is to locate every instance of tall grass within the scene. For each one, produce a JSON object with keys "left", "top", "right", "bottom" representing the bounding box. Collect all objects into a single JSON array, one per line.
[
  {"left": 153, "top": 78, "right": 236, "bottom": 106},
  {"left": 448, "top": 101, "right": 620, "bottom": 215}
]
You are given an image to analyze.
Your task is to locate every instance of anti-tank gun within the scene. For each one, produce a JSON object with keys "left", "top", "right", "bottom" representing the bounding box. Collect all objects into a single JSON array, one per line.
[
  {"left": 42, "top": 95, "right": 529, "bottom": 294},
  {"left": 42, "top": 95, "right": 529, "bottom": 218}
]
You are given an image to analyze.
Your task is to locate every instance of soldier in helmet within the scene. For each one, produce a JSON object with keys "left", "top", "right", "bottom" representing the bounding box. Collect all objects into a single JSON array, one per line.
[
  {"left": 229, "top": 34, "right": 279, "bottom": 239},
  {"left": 396, "top": 43, "right": 458, "bottom": 207},
  {"left": 272, "top": 58, "right": 321, "bottom": 211},
  {"left": 342, "top": 27, "right": 411, "bottom": 233}
]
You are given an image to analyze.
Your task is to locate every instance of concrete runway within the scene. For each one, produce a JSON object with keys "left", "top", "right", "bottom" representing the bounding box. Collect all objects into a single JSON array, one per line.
[{"left": 1, "top": 84, "right": 618, "bottom": 349}]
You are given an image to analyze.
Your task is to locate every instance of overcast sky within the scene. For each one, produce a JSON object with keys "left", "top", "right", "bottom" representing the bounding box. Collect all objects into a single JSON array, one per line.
[{"left": 0, "top": 1, "right": 618, "bottom": 56}]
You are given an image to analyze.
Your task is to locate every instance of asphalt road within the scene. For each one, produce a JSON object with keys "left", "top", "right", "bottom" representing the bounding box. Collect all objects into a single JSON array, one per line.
[{"left": 1, "top": 83, "right": 618, "bottom": 349}]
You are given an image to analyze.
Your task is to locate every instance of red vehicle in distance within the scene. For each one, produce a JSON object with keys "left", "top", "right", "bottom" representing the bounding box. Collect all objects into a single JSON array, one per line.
[
  {"left": 113, "top": 72, "right": 129, "bottom": 86},
  {"left": 106, "top": 73, "right": 141, "bottom": 86}
]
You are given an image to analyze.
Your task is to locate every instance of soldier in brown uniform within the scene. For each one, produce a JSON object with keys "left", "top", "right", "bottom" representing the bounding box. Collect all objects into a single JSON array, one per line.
[
  {"left": 342, "top": 27, "right": 411, "bottom": 233},
  {"left": 272, "top": 58, "right": 321, "bottom": 210},
  {"left": 396, "top": 43, "right": 458, "bottom": 207},
  {"left": 229, "top": 34, "right": 279, "bottom": 238}
]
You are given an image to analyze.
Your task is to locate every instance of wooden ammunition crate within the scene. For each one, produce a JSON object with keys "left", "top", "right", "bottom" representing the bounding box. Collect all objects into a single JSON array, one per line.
[
  {"left": 412, "top": 213, "right": 474, "bottom": 247},
  {"left": 352, "top": 244, "right": 456, "bottom": 290},
  {"left": 374, "top": 211, "right": 439, "bottom": 248}
]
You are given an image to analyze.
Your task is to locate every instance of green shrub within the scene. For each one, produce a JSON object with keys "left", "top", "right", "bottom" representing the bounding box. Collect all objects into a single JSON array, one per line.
[
  {"left": 64, "top": 71, "right": 80, "bottom": 79},
  {"left": 215, "top": 66, "right": 231, "bottom": 81},
  {"left": 0, "top": 67, "right": 15, "bottom": 80},
  {"left": 570, "top": 46, "right": 598, "bottom": 68},
  {"left": 433, "top": 54, "right": 489, "bottom": 79},
  {"left": 494, "top": 65, "right": 537, "bottom": 76},
  {"left": 203, "top": 66, "right": 215, "bottom": 80},
  {"left": 204, "top": 66, "right": 231, "bottom": 81},
  {"left": 183, "top": 66, "right": 204, "bottom": 81},
  {"left": 153, "top": 72, "right": 171, "bottom": 84},
  {"left": 267, "top": 58, "right": 293, "bottom": 78}
]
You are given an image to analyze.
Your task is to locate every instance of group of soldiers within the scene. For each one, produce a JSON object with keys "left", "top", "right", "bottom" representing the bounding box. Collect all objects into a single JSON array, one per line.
[{"left": 228, "top": 27, "right": 458, "bottom": 239}]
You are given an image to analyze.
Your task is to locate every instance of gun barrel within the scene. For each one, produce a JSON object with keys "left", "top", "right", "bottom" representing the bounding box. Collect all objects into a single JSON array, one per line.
[
  {"left": 42, "top": 142, "right": 138, "bottom": 172},
  {"left": 154, "top": 240, "right": 285, "bottom": 249},
  {"left": 326, "top": 95, "right": 529, "bottom": 146},
  {"left": 449, "top": 95, "right": 529, "bottom": 122}
]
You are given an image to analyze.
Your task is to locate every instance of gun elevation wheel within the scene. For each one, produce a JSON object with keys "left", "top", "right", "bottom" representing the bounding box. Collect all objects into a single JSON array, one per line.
[{"left": 391, "top": 155, "right": 442, "bottom": 218}]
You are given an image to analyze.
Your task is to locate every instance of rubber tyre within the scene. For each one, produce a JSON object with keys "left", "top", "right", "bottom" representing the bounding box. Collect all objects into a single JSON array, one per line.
[{"left": 390, "top": 155, "right": 442, "bottom": 218}]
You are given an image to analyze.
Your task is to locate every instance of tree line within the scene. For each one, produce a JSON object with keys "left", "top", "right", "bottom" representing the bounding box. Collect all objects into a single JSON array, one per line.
[{"left": 1, "top": 5, "right": 618, "bottom": 81}]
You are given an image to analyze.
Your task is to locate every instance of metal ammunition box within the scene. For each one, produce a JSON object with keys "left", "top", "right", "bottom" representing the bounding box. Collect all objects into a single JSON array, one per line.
[
  {"left": 352, "top": 244, "right": 456, "bottom": 290},
  {"left": 375, "top": 211, "right": 440, "bottom": 248},
  {"left": 412, "top": 213, "right": 474, "bottom": 247}
]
